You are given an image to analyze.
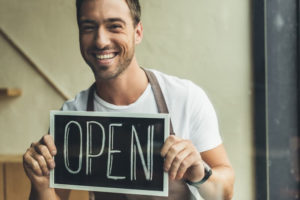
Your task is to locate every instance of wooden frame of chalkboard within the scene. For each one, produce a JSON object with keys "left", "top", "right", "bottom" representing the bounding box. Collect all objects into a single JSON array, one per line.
[{"left": 49, "top": 111, "right": 170, "bottom": 196}]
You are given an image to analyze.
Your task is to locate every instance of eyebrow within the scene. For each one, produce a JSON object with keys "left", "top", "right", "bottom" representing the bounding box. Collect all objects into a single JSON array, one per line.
[
  {"left": 79, "top": 18, "right": 126, "bottom": 25},
  {"left": 104, "top": 18, "right": 126, "bottom": 25},
  {"left": 79, "top": 19, "right": 97, "bottom": 25}
]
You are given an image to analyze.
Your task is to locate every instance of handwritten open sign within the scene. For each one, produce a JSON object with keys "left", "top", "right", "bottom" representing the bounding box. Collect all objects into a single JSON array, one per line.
[{"left": 50, "top": 111, "right": 169, "bottom": 196}]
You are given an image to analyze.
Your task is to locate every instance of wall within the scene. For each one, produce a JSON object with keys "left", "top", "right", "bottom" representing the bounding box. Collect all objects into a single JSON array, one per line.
[
  {"left": 137, "top": 1, "right": 253, "bottom": 199},
  {"left": 0, "top": 0, "right": 253, "bottom": 199}
]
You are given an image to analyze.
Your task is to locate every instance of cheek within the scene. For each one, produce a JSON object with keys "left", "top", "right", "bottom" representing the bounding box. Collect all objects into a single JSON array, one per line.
[
  {"left": 79, "top": 36, "right": 94, "bottom": 63},
  {"left": 80, "top": 34, "right": 93, "bottom": 50},
  {"left": 116, "top": 36, "right": 134, "bottom": 55},
  {"left": 116, "top": 39, "right": 129, "bottom": 55}
]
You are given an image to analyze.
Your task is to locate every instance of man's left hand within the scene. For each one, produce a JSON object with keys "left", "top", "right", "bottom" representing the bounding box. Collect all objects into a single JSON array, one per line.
[{"left": 160, "top": 135, "right": 205, "bottom": 182}]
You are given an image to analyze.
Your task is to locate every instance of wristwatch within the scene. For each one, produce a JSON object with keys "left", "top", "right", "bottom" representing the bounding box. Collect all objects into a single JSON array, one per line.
[{"left": 186, "top": 162, "right": 212, "bottom": 186}]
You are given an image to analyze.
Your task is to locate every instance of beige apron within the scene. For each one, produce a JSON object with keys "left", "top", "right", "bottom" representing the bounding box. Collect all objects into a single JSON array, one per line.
[{"left": 86, "top": 69, "right": 192, "bottom": 200}]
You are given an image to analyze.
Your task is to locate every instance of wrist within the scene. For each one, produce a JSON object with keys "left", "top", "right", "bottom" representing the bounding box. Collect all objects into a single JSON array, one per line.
[
  {"left": 186, "top": 162, "right": 212, "bottom": 187},
  {"left": 30, "top": 185, "right": 57, "bottom": 200}
]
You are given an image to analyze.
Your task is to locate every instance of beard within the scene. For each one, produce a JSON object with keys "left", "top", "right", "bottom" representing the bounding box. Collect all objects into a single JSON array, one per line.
[
  {"left": 92, "top": 52, "right": 133, "bottom": 81},
  {"left": 85, "top": 40, "right": 135, "bottom": 81}
]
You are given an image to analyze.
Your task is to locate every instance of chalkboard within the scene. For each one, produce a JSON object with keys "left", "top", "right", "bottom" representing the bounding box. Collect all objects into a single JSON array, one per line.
[{"left": 50, "top": 111, "right": 169, "bottom": 196}]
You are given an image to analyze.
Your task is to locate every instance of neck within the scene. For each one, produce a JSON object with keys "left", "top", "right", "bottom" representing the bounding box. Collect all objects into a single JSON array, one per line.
[{"left": 94, "top": 62, "right": 148, "bottom": 105}]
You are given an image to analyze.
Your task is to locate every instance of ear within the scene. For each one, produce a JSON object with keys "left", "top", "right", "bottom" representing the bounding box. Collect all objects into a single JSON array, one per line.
[{"left": 134, "top": 22, "right": 143, "bottom": 45}]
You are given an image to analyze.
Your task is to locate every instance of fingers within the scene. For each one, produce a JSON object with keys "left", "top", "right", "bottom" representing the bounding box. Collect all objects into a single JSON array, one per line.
[
  {"left": 34, "top": 141, "right": 56, "bottom": 169},
  {"left": 163, "top": 140, "right": 188, "bottom": 171},
  {"left": 168, "top": 149, "right": 191, "bottom": 180},
  {"left": 39, "top": 135, "right": 57, "bottom": 156},
  {"left": 23, "top": 150, "right": 43, "bottom": 176},
  {"left": 160, "top": 135, "right": 180, "bottom": 158},
  {"left": 35, "top": 151, "right": 52, "bottom": 175},
  {"left": 23, "top": 135, "right": 56, "bottom": 178},
  {"left": 175, "top": 151, "right": 201, "bottom": 180},
  {"left": 161, "top": 135, "right": 202, "bottom": 181}
]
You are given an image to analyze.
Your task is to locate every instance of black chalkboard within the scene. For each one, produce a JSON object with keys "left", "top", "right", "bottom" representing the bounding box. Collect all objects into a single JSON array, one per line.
[{"left": 50, "top": 111, "right": 169, "bottom": 196}]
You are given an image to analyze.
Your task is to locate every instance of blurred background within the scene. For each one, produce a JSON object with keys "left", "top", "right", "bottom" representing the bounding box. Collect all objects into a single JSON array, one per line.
[{"left": 0, "top": 0, "right": 298, "bottom": 199}]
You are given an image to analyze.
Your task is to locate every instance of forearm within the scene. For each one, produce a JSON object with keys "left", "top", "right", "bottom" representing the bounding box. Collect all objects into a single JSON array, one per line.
[
  {"left": 29, "top": 185, "right": 60, "bottom": 200},
  {"left": 196, "top": 165, "right": 235, "bottom": 200},
  {"left": 160, "top": 139, "right": 234, "bottom": 199}
]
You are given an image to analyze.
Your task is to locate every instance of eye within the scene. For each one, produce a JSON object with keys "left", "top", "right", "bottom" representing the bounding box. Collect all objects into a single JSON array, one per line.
[
  {"left": 108, "top": 24, "right": 123, "bottom": 31},
  {"left": 80, "top": 24, "right": 96, "bottom": 33}
]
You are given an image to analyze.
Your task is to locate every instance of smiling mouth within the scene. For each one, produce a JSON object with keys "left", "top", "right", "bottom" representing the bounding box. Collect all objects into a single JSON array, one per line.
[{"left": 95, "top": 53, "right": 117, "bottom": 60}]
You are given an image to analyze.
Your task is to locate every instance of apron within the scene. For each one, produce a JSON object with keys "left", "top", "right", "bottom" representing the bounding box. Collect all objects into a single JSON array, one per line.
[{"left": 86, "top": 69, "right": 192, "bottom": 200}]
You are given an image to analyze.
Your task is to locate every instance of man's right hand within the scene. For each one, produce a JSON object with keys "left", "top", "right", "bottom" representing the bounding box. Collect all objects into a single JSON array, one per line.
[{"left": 23, "top": 135, "right": 57, "bottom": 191}]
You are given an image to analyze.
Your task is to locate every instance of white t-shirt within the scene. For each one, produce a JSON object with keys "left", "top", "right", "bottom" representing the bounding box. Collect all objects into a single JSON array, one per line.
[{"left": 62, "top": 69, "right": 222, "bottom": 153}]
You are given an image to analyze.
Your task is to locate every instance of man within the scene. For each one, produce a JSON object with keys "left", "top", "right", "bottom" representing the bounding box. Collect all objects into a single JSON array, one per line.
[{"left": 23, "top": 0, "right": 235, "bottom": 199}]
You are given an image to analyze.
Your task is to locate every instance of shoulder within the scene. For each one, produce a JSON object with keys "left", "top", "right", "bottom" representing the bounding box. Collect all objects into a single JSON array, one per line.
[
  {"left": 148, "top": 68, "right": 222, "bottom": 151},
  {"left": 150, "top": 68, "right": 191, "bottom": 88},
  {"left": 61, "top": 87, "right": 90, "bottom": 111},
  {"left": 149, "top": 68, "right": 208, "bottom": 104}
]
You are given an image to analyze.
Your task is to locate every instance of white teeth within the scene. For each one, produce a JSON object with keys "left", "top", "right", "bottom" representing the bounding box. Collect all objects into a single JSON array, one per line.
[{"left": 96, "top": 53, "right": 115, "bottom": 60}]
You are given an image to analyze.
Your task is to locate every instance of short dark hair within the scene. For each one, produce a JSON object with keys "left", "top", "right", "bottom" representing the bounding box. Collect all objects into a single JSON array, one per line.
[{"left": 76, "top": 0, "right": 141, "bottom": 26}]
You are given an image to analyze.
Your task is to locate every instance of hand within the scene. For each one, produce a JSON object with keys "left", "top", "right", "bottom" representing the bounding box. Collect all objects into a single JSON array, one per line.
[
  {"left": 160, "top": 135, "right": 205, "bottom": 182},
  {"left": 23, "top": 135, "right": 57, "bottom": 191}
]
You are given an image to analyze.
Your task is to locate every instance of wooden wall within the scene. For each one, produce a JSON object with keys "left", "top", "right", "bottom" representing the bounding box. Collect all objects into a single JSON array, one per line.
[
  {"left": 0, "top": 163, "right": 3, "bottom": 200},
  {"left": 0, "top": 155, "right": 88, "bottom": 200}
]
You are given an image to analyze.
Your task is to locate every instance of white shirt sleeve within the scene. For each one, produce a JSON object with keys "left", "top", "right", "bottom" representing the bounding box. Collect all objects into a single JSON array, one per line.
[{"left": 187, "top": 82, "right": 222, "bottom": 152}]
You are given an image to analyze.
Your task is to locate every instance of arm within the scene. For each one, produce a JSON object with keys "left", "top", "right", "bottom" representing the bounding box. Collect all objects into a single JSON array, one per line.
[
  {"left": 23, "top": 135, "right": 71, "bottom": 200},
  {"left": 161, "top": 136, "right": 234, "bottom": 200},
  {"left": 196, "top": 144, "right": 234, "bottom": 200}
]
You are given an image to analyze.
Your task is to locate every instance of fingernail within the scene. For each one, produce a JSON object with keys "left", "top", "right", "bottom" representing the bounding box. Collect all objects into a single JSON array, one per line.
[
  {"left": 50, "top": 162, "right": 55, "bottom": 168},
  {"left": 170, "top": 174, "right": 175, "bottom": 180},
  {"left": 52, "top": 150, "right": 57, "bottom": 155}
]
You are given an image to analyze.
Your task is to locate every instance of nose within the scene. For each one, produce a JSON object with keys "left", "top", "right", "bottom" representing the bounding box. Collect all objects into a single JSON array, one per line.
[{"left": 95, "top": 27, "right": 110, "bottom": 49}]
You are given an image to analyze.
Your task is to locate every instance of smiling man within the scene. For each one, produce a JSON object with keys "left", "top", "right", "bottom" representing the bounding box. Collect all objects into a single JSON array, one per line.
[{"left": 23, "top": 0, "right": 235, "bottom": 199}]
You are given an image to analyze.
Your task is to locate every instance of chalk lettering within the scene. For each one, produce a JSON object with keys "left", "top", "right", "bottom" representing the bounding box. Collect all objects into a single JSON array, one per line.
[
  {"left": 130, "top": 125, "right": 154, "bottom": 181},
  {"left": 107, "top": 123, "right": 125, "bottom": 180},
  {"left": 64, "top": 121, "right": 83, "bottom": 174},
  {"left": 51, "top": 111, "right": 168, "bottom": 196},
  {"left": 86, "top": 121, "right": 105, "bottom": 175},
  {"left": 62, "top": 121, "right": 155, "bottom": 180}
]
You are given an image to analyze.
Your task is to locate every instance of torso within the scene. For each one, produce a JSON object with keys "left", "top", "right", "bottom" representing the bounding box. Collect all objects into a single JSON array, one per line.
[{"left": 62, "top": 68, "right": 222, "bottom": 200}]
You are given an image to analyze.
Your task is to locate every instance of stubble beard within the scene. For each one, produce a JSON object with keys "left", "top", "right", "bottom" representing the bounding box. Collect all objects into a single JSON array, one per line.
[
  {"left": 91, "top": 45, "right": 135, "bottom": 81},
  {"left": 92, "top": 56, "right": 133, "bottom": 81}
]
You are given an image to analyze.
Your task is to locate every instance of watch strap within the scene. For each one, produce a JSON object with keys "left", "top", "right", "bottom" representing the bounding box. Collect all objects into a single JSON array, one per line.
[{"left": 186, "top": 162, "right": 212, "bottom": 186}]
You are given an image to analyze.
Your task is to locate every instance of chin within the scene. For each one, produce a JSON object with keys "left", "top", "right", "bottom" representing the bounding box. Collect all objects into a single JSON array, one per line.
[{"left": 93, "top": 68, "right": 124, "bottom": 81}]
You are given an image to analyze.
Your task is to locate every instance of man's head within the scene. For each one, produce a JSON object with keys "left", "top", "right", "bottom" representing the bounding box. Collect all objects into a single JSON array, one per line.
[
  {"left": 77, "top": 0, "right": 143, "bottom": 81},
  {"left": 76, "top": 0, "right": 141, "bottom": 27}
]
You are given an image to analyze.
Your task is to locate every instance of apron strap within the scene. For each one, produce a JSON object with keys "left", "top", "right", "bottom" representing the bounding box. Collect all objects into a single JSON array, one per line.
[
  {"left": 87, "top": 83, "right": 96, "bottom": 112},
  {"left": 143, "top": 69, "right": 175, "bottom": 135},
  {"left": 143, "top": 69, "right": 169, "bottom": 114},
  {"left": 86, "top": 68, "right": 175, "bottom": 134}
]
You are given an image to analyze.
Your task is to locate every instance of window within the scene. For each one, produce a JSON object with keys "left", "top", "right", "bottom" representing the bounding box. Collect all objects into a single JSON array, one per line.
[{"left": 253, "top": 1, "right": 300, "bottom": 199}]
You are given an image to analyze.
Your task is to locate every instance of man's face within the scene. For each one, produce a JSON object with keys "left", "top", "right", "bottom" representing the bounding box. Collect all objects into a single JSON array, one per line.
[{"left": 78, "top": 0, "right": 142, "bottom": 80}]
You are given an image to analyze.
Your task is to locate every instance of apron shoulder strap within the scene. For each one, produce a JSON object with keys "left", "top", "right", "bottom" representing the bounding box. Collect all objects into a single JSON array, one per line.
[
  {"left": 86, "top": 68, "right": 175, "bottom": 134},
  {"left": 86, "top": 83, "right": 96, "bottom": 111},
  {"left": 143, "top": 69, "right": 169, "bottom": 113},
  {"left": 143, "top": 69, "right": 175, "bottom": 135}
]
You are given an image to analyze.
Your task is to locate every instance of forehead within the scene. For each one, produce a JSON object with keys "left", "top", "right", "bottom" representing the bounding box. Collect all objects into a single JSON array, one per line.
[{"left": 79, "top": 0, "right": 131, "bottom": 22}]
